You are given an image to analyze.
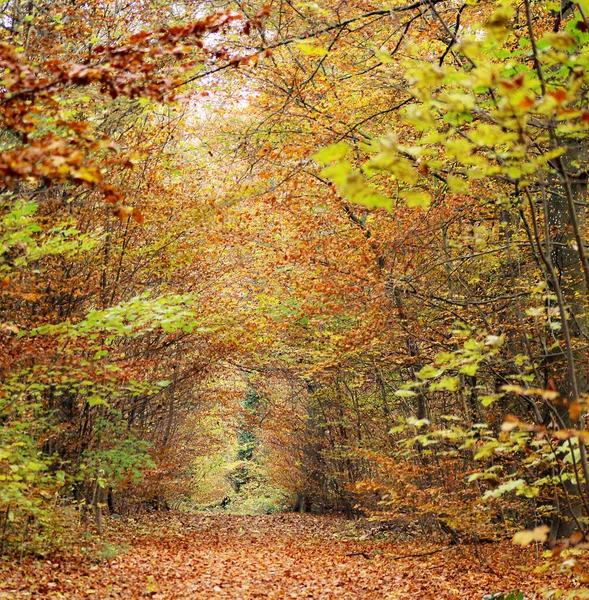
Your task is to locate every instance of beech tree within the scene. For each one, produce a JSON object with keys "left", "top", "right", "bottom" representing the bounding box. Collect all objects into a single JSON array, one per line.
[{"left": 2, "top": 0, "right": 589, "bottom": 595}]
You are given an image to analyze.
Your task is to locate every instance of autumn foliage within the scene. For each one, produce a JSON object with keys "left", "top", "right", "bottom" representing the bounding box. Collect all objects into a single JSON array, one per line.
[{"left": 3, "top": 0, "right": 589, "bottom": 597}]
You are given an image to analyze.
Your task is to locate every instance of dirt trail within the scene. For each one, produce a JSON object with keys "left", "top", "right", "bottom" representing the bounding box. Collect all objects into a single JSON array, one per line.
[{"left": 0, "top": 513, "right": 573, "bottom": 599}]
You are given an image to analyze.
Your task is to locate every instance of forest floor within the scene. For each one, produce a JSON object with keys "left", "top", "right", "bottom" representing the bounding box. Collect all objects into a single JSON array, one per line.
[{"left": 0, "top": 512, "right": 580, "bottom": 599}]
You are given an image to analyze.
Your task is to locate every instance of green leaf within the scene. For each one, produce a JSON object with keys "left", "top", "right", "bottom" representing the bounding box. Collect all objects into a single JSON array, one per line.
[
  {"left": 395, "top": 389, "right": 417, "bottom": 397},
  {"left": 407, "top": 417, "right": 430, "bottom": 428},
  {"left": 484, "top": 478, "right": 525, "bottom": 499},
  {"left": 460, "top": 363, "right": 479, "bottom": 376},
  {"left": 480, "top": 393, "right": 504, "bottom": 407},
  {"left": 474, "top": 441, "right": 499, "bottom": 460},
  {"left": 87, "top": 396, "right": 108, "bottom": 407},
  {"left": 430, "top": 376, "right": 460, "bottom": 392},
  {"left": 401, "top": 191, "right": 431, "bottom": 209},
  {"left": 350, "top": 189, "right": 391, "bottom": 209},
  {"left": 517, "top": 484, "right": 540, "bottom": 498},
  {"left": 417, "top": 365, "right": 443, "bottom": 379},
  {"left": 312, "top": 142, "right": 350, "bottom": 165},
  {"left": 389, "top": 424, "right": 406, "bottom": 434},
  {"left": 435, "top": 352, "right": 455, "bottom": 365},
  {"left": 320, "top": 161, "right": 352, "bottom": 186}
]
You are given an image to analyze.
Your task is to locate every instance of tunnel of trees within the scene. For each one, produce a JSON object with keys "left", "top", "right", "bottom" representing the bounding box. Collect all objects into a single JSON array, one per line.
[{"left": 2, "top": 0, "right": 589, "bottom": 594}]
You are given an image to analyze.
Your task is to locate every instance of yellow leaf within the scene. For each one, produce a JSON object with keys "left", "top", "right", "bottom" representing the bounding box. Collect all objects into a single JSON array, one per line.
[
  {"left": 484, "top": 6, "right": 514, "bottom": 41},
  {"left": 544, "top": 32, "right": 578, "bottom": 50},
  {"left": 295, "top": 41, "right": 328, "bottom": 57},
  {"left": 71, "top": 166, "right": 102, "bottom": 184},
  {"left": 446, "top": 176, "right": 469, "bottom": 193},
  {"left": 513, "top": 525, "right": 550, "bottom": 546}
]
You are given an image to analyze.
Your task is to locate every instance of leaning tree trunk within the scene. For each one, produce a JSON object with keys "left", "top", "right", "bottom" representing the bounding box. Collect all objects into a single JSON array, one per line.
[{"left": 545, "top": 136, "right": 589, "bottom": 537}]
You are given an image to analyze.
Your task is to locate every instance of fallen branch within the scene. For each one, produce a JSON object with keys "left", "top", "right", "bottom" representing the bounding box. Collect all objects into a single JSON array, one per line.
[
  {"left": 386, "top": 546, "right": 453, "bottom": 560},
  {"left": 345, "top": 551, "right": 372, "bottom": 559},
  {"left": 346, "top": 545, "right": 454, "bottom": 561}
]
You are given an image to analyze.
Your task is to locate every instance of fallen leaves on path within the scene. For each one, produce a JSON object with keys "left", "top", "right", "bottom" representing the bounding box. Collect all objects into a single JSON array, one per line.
[{"left": 0, "top": 513, "right": 577, "bottom": 599}]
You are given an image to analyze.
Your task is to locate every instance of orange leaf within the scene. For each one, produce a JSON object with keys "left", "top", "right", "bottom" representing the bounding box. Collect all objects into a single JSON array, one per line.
[
  {"left": 519, "top": 96, "right": 535, "bottom": 109},
  {"left": 113, "top": 205, "right": 132, "bottom": 220},
  {"left": 548, "top": 88, "right": 568, "bottom": 104},
  {"left": 132, "top": 208, "right": 144, "bottom": 223},
  {"left": 569, "top": 400, "right": 582, "bottom": 421},
  {"left": 501, "top": 414, "right": 519, "bottom": 432},
  {"left": 550, "top": 542, "right": 568, "bottom": 557},
  {"left": 570, "top": 531, "right": 584, "bottom": 544}
]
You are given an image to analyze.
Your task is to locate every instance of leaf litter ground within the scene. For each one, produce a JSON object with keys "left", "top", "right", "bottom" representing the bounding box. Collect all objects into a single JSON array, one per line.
[{"left": 0, "top": 513, "right": 577, "bottom": 599}]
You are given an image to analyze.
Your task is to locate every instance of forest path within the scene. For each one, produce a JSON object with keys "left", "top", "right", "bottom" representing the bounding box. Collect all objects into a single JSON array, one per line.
[{"left": 1, "top": 513, "right": 569, "bottom": 599}]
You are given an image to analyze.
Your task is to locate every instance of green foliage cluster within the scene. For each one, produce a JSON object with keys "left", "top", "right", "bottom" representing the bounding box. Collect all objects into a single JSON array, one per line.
[{"left": 0, "top": 396, "right": 64, "bottom": 555}]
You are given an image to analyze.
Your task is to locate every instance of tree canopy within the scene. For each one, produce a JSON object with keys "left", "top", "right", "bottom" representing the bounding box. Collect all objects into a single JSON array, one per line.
[{"left": 3, "top": 0, "right": 589, "bottom": 596}]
